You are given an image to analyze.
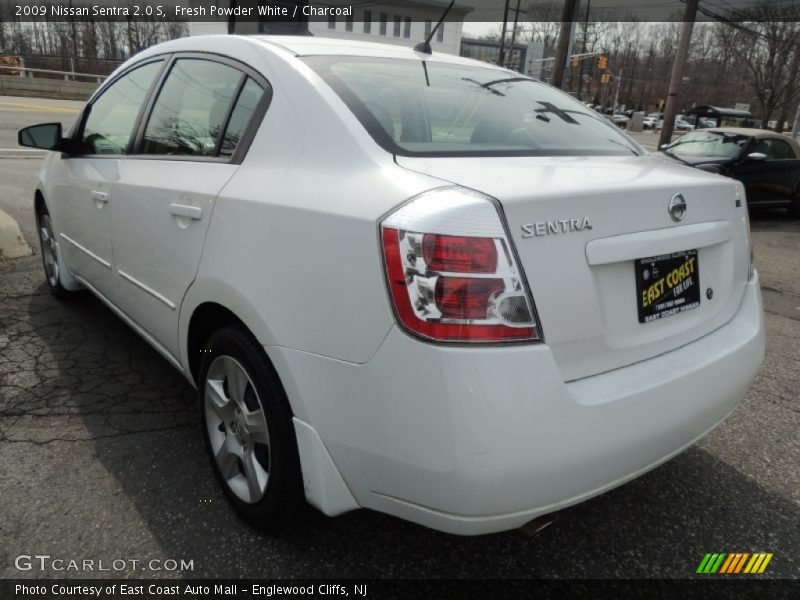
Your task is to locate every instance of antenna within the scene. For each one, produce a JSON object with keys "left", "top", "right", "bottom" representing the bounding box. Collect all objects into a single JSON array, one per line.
[{"left": 414, "top": 0, "right": 455, "bottom": 54}]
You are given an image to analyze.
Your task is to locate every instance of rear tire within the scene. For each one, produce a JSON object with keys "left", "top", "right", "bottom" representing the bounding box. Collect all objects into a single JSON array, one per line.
[
  {"left": 198, "top": 325, "right": 305, "bottom": 531},
  {"left": 37, "top": 206, "right": 76, "bottom": 300}
]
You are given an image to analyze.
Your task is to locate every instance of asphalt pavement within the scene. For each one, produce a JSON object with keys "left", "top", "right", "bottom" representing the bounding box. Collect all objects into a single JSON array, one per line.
[{"left": 0, "top": 98, "right": 798, "bottom": 580}]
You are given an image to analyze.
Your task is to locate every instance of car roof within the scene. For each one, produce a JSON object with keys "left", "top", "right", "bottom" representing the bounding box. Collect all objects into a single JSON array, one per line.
[
  {"left": 703, "top": 127, "right": 780, "bottom": 138},
  {"left": 699, "top": 127, "right": 800, "bottom": 155},
  {"left": 250, "top": 35, "right": 503, "bottom": 68}
]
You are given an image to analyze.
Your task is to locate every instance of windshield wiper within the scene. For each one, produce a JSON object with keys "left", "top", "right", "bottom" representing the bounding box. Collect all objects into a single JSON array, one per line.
[
  {"left": 535, "top": 102, "right": 578, "bottom": 125},
  {"left": 461, "top": 77, "right": 504, "bottom": 96},
  {"left": 479, "top": 76, "right": 532, "bottom": 88}
]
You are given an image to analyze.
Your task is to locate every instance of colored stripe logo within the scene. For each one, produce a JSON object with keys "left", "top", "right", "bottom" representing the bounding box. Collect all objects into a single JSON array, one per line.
[{"left": 696, "top": 552, "right": 773, "bottom": 574}]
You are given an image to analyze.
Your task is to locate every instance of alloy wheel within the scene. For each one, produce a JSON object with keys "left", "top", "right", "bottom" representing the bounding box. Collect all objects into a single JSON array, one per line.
[
  {"left": 204, "top": 355, "right": 271, "bottom": 504},
  {"left": 40, "top": 214, "right": 59, "bottom": 288}
]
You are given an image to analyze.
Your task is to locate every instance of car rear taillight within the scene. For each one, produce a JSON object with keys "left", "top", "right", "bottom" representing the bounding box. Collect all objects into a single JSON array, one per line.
[
  {"left": 737, "top": 184, "right": 755, "bottom": 281},
  {"left": 381, "top": 187, "right": 540, "bottom": 343}
]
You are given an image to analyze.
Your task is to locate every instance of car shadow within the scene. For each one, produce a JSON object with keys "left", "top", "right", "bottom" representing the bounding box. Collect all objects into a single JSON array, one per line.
[{"left": 18, "top": 280, "right": 799, "bottom": 579}]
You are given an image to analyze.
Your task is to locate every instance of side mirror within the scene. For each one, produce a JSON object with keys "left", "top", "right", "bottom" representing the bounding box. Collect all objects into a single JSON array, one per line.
[
  {"left": 744, "top": 152, "right": 767, "bottom": 162},
  {"left": 18, "top": 122, "right": 66, "bottom": 151},
  {"left": 659, "top": 143, "right": 670, "bottom": 150}
]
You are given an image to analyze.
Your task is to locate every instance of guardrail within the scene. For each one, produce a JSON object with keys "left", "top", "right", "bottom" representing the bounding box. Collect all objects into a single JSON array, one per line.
[
  {"left": 0, "top": 73, "right": 101, "bottom": 100},
  {"left": 0, "top": 66, "right": 108, "bottom": 83}
]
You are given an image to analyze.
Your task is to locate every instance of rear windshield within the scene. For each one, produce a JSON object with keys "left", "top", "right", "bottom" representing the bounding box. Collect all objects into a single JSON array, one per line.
[
  {"left": 664, "top": 131, "right": 751, "bottom": 158},
  {"left": 303, "top": 56, "right": 641, "bottom": 158}
]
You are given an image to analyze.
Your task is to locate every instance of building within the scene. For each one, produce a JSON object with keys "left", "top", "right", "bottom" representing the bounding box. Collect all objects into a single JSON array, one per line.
[
  {"left": 188, "top": 1, "right": 473, "bottom": 57},
  {"left": 460, "top": 37, "right": 546, "bottom": 79}
]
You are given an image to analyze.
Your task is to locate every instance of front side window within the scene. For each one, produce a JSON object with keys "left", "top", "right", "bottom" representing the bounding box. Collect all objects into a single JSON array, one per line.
[
  {"left": 80, "top": 61, "right": 163, "bottom": 155},
  {"left": 304, "top": 57, "right": 641, "bottom": 158},
  {"left": 753, "top": 138, "right": 794, "bottom": 160},
  {"left": 141, "top": 59, "right": 243, "bottom": 156},
  {"left": 664, "top": 131, "right": 751, "bottom": 159}
]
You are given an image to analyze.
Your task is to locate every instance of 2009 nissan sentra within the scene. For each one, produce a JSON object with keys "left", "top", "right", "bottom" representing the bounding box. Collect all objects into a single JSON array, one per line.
[{"left": 18, "top": 35, "right": 765, "bottom": 535}]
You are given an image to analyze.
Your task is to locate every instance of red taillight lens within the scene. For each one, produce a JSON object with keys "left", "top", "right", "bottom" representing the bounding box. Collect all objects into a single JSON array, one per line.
[
  {"left": 422, "top": 234, "right": 498, "bottom": 273},
  {"left": 435, "top": 276, "right": 504, "bottom": 319}
]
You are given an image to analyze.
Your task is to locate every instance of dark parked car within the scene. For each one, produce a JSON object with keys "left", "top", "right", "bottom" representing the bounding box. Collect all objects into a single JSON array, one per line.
[{"left": 660, "top": 128, "right": 800, "bottom": 215}]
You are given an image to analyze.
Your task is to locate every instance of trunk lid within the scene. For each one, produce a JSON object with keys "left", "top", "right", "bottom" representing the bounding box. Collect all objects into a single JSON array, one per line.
[{"left": 396, "top": 155, "right": 751, "bottom": 381}]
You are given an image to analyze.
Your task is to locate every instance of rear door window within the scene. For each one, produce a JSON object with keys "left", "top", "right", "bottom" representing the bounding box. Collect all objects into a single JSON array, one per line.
[{"left": 142, "top": 59, "right": 244, "bottom": 156}]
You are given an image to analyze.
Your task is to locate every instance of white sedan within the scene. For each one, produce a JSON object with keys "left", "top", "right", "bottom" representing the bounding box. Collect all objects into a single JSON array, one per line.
[
  {"left": 643, "top": 116, "right": 662, "bottom": 130},
  {"left": 19, "top": 35, "right": 764, "bottom": 535}
]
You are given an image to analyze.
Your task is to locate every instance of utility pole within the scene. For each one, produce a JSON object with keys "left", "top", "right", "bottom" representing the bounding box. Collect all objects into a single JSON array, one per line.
[
  {"left": 69, "top": 0, "right": 78, "bottom": 80},
  {"left": 659, "top": 0, "right": 699, "bottom": 147},
  {"left": 508, "top": 0, "right": 522, "bottom": 69},
  {"left": 576, "top": 0, "right": 592, "bottom": 100},
  {"left": 551, "top": 0, "right": 580, "bottom": 89},
  {"left": 613, "top": 69, "right": 623, "bottom": 110},
  {"left": 792, "top": 101, "right": 800, "bottom": 138},
  {"left": 498, "top": 0, "right": 511, "bottom": 68}
]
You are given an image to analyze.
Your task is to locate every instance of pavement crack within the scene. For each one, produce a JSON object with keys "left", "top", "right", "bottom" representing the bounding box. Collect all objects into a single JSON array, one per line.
[{"left": 0, "top": 423, "right": 194, "bottom": 444}]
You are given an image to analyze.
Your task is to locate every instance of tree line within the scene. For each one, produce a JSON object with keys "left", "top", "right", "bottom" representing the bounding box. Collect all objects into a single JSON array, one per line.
[
  {"left": 490, "top": 0, "right": 800, "bottom": 129},
  {"left": 0, "top": 4, "right": 187, "bottom": 74}
]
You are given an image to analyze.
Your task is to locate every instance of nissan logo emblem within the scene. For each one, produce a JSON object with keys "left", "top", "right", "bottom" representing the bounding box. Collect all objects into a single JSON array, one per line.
[{"left": 668, "top": 193, "right": 687, "bottom": 222}]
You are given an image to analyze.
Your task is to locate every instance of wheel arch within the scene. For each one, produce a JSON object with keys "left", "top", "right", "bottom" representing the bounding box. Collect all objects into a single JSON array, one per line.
[
  {"left": 180, "top": 278, "right": 281, "bottom": 386},
  {"left": 33, "top": 188, "right": 82, "bottom": 293},
  {"left": 185, "top": 297, "right": 359, "bottom": 518},
  {"left": 34, "top": 189, "right": 45, "bottom": 218}
]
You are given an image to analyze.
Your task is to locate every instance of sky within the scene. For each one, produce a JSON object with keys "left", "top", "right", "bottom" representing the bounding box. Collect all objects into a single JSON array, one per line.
[{"left": 459, "top": 0, "right": 796, "bottom": 36}]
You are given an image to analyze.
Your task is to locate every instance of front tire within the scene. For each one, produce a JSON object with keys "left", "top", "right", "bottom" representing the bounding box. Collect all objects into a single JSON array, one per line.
[
  {"left": 198, "top": 325, "right": 304, "bottom": 530},
  {"left": 37, "top": 207, "right": 76, "bottom": 299}
]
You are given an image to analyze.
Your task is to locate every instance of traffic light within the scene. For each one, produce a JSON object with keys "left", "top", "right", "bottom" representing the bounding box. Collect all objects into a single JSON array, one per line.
[
  {"left": 597, "top": 55, "right": 608, "bottom": 70},
  {"left": 571, "top": 56, "right": 580, "bottom": 68},
  {"left": 601, "top": 73, "right": 612, "bottom": 84}
]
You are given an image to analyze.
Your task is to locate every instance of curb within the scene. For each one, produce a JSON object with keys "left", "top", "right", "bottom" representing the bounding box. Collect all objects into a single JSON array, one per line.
[{"left": 0, "top": 207, "right": 32, "bottom": 260}]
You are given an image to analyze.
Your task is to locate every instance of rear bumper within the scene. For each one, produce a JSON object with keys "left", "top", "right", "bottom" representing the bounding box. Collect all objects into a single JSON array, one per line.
[{"left": 270, "top": 275, "right": 764, "bottom": 535}]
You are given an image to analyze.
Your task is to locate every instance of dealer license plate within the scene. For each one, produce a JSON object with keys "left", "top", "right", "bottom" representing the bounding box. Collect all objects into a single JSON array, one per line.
[{"left": 635, "top": 250, "right": 700, "bottom": 323}]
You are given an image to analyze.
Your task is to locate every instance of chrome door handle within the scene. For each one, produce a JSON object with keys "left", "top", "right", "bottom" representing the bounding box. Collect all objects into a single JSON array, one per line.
[
  {"left": 91, "top": 190, "right": 109, "bottom": 203},
  {"left": 169, "top": 203, "right": 203, "bottom": 220}
]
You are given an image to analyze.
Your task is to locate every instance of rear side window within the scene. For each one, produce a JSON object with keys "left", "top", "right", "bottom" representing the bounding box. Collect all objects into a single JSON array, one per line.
[
  {"left": 142, "top": 59, "right": 244, "bottom": 156},
  {"left": 219, "top": 78, "right": 265, "bottom": 157},
  {"left": 81, "top": 61, "right": 163, "bottom": 155}
]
